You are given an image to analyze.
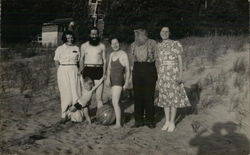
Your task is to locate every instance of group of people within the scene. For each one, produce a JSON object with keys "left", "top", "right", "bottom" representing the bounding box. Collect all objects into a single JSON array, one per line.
[{"left": 54, "top": 25, "right": 190, "bottom": 132}]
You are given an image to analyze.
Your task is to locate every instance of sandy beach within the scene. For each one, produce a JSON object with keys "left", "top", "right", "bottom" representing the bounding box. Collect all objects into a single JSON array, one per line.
[{"left": 1, "top": 40, "right": 249, "bottom": 155}]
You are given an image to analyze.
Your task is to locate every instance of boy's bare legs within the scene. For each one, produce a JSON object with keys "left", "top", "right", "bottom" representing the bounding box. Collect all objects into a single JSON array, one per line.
[
  {"left": 168, "top": 107, "right": 177, "bottom": 132},
  {"left": 110, "top": 86, "right": 123, "bottom": 129},
  {"left": 162, "top": 107, "right": 170, "bottom": 130},
  {"left": 94, "top": 79, "right": 104, "bottom": 109},
  {"left": 83, "top": 108, "right": 91, "bottom": 124}
]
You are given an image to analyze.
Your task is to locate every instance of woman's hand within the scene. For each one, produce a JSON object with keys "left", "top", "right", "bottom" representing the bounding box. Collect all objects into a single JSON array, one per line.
[
  {"left": 102, "top": 74, "right": 107, "bottom": 80},
  {"left": 176, "top": 76, "right": 183, "bottom": 85},
  {"left": 80, "top": 69, "right": 85, "bottom": 75},
  {"left": 123, "top": 83, "right": 129, "bottom": 90}
]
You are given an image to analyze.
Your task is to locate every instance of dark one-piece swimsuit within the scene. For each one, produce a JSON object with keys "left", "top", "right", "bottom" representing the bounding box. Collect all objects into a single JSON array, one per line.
[{"left": 110, "top": 58, "right": 125, "bottom": 86}]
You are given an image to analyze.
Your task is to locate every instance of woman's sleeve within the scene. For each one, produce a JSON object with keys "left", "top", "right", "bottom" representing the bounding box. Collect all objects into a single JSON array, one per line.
[{"left": 54, "top": 47, "right": 60, "bottom": 61}]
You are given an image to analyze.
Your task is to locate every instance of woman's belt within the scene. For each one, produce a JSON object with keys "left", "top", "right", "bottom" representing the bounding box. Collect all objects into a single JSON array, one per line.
[
  {"left": 134, "top": 61, "right": 155, "bottom": 64},
  {"left": 160, "top": 60, "right": 178, "bottom": 66},
  {"left": 60, "top": 64, "right": 77, "bottom": 66}
]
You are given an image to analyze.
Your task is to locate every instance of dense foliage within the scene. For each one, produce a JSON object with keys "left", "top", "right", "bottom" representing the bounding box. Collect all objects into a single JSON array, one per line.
[
  {"left": 102, "top": 0, "right": 248, "bottom": 41},
  {"left": 1, "top": 0, "right": 248, "bottom": 44},
  {"left": 1, "top": 0, "right": 89, "bottom": 44}
]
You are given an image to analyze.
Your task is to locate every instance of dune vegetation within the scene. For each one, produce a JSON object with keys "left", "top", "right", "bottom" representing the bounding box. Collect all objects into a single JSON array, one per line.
[{"left": 0, "top": 35, "right": 249, "bottom": 154}]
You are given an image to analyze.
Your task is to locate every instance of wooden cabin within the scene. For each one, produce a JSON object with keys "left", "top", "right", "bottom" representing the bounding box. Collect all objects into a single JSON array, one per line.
[{"left": 42, "top": 18, "right": 73, "bottom": 47}]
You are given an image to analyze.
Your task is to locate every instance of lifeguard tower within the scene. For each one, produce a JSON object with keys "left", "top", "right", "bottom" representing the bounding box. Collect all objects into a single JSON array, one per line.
[{"left": 89, "top": 0, "right": 104, "bottom": 36}]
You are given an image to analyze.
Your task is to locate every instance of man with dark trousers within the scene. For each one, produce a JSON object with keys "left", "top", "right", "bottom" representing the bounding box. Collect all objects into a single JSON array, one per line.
[{"left": 130, "top": 26, "right": 158, "bottom": 128}]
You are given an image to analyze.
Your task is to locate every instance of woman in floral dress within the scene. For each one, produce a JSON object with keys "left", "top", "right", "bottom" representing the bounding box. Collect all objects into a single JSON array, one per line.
[{"left": 156, "top": 27, "right": 190, "bottom": 132}]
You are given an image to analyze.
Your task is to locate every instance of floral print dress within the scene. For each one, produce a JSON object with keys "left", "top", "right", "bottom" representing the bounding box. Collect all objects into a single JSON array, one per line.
[{"left": 156, "top": 40, "right": 190, "bottom": 108}]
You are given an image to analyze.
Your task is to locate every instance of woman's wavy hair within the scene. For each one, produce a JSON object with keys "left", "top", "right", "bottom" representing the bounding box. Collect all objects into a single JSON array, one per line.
[{"left": 61, "top": 30, "right": 76, "bottom": 43}]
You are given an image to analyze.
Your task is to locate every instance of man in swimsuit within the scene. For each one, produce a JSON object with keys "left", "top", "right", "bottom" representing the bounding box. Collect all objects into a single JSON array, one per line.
[{"left": 80, "top": 27, "right": 106, "bottom": 109}]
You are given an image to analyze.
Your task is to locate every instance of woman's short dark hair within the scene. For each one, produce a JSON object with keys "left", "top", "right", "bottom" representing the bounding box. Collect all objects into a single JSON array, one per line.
[
  {"left": 61, "top": 30, "right": 76, "bottom": 43},
  {"left": 109, "top": 36, "right": 120, "bottom": 44}
]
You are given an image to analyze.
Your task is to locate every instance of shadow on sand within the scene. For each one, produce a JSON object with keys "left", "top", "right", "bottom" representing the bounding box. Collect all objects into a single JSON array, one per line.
[{"left": 189, "top": 121, "right": 250, "bottom": 155}]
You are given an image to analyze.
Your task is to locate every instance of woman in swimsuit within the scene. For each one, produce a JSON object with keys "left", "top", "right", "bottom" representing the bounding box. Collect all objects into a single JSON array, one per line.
[{"left": 106, "top": 38, "right": 130, "bottom": 129}]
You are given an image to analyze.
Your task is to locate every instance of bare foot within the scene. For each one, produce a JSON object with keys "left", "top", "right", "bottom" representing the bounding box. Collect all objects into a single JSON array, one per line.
[{"left": 110, "top": 124, "right": 121, "bottom": 129}]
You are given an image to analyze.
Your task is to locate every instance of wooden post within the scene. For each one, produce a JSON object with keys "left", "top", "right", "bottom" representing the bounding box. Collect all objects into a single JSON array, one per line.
[
  {"left": 0, "top": 1, "right": 2, "bottom": 47},
  {"left": 248, "top": 0, "right": 250, "bottom": 44},
  {"left": 249, "top": 0, "right": 250, "bottom": 112}
]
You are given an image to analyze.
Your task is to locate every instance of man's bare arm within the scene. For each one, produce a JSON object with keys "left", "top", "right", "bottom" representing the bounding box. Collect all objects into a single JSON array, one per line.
[
  {"left": 80, "top": 45, "right": 85, "bottom": 72},
  {"left": 102, "top": 45, "right": 107, "bottom": 77}
]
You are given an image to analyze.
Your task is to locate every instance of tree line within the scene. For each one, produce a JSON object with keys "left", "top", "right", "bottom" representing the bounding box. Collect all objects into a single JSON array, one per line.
[
  {"left": 102, "top": 0, "right": 248, "bottom": 41},
  {"left": 1, "top": 0, "right": 89, "bottom": 44},
  {"left": 1, "top": 0, "right": 248, "bottom": 44}
]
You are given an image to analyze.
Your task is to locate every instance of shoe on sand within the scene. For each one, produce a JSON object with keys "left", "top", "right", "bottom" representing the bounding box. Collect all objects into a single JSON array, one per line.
[
  {"left": 167, "top": 122, "right": 175, "bottom": 132},
  {"left": 161, "top": 121, "right": 170, "bottom": 131}
]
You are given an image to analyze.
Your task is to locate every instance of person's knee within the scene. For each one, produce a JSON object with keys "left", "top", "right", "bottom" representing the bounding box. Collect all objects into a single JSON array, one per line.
[
  {"left": 95, "top": 89, "right": 103, "bottom": 98},
  {"left": 96, "top": 95, "right": 102, "bottom": 101},
  {"left": 96, "top": 99, "right": 103, "bottom": 106},
  {"left": 112, "top": 98, "right": 119, "bottom": 105},
  {"left": 96, "top": 89, "right": 103, "bottom": 97}
]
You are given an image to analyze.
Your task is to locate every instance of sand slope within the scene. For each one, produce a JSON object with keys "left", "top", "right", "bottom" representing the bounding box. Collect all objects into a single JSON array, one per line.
[{"left": 0, "top": 45, "right": 249, "bottom": 155}]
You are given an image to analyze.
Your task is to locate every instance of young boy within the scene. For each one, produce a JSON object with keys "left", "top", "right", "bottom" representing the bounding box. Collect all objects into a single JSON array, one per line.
[{"left": 69, "top": 76, "right": 104, "bottom": 124}]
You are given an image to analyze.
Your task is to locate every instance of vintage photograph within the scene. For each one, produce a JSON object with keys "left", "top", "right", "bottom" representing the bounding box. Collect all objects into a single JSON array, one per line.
[{"left": 0, "top": 0, "right": 249, "bottom": 154}]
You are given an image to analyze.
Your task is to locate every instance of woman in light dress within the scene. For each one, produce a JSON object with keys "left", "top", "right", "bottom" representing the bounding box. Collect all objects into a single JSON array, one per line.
[{"left": 54, "top": 31, "right": 81, "bottom": 123}]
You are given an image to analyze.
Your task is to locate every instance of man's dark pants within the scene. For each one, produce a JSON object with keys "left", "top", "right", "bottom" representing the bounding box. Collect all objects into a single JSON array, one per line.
[{"left": 132, "top": 62, "right": 157, "bottom": 125}]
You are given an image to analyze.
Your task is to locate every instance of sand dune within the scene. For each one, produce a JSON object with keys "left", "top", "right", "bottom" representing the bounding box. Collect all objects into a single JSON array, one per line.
[{"left": 0, "top": 41, "right": 249, "bottom": 155}]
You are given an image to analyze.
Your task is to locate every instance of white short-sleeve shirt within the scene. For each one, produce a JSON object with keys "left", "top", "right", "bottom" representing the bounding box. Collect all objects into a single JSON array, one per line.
[{"left": 54, "top": 44, "right": 80, "bottom": 64}]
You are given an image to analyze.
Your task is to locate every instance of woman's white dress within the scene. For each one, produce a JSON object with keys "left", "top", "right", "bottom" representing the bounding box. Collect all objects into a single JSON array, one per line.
[{"left": 54, "top": 43, "right": 82, "bottom": 122}]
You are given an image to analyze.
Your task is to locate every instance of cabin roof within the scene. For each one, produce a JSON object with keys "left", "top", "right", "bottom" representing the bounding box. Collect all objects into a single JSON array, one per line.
[{"left": 43, "top": 18, "right": 73, "bottom": 26}]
